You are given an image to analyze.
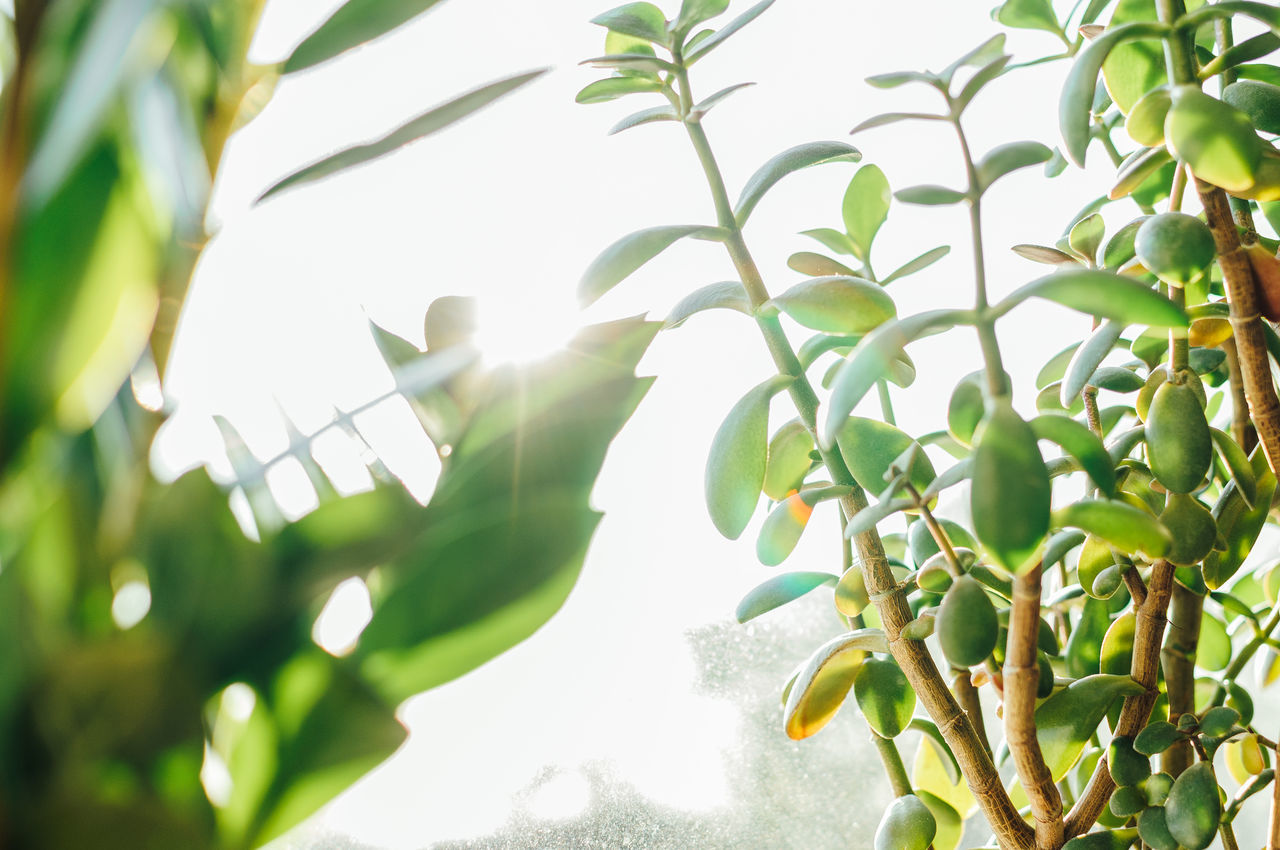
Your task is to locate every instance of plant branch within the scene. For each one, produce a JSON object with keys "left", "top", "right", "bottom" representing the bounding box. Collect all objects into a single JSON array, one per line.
[
  {"left": 1003, "top": 563, "right": 1063, "bottom": 849},
  {"left": 1065, "top": 560, "right": 1174, "bottom": 837},
  {"left": 871, "top": 732, "right": 914, "bottom": 797},
  {"left": 1161, "top": 580, "right": 1203, "bottom": 777}
]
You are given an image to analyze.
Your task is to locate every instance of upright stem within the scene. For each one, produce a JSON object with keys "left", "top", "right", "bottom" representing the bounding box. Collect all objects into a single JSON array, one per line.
[
  {"left": 1161, "top": 581, "right": 1203, "bottom": 777},
  {"left": 871, "top": 732, "right": 913, "bottom": 798},
  {"left": 1004, "top": 564, "right": 1063, "bottom": 849},
  {"left": 671, "top": 59, "right": 1033, "bottom": 850},
  {"left": 1269, "top": 723, "right": 1280, "bottom": 850}
]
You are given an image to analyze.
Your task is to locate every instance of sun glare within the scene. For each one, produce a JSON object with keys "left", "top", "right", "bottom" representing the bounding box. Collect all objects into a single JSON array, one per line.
[{"left": 472, "top": 291, "right": 582, "bottom": 367}]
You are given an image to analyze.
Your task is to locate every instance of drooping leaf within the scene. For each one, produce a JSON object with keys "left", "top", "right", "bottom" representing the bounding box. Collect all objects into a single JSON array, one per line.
[
  {"left": 1061, "top": 320, "right": 1125, "bottom": 405},
  {"left": 770, "top": 276, "right": 896, "bottom": 334},
  {"left": 1035, "top": 674, "right": 1146, "bottom": 780},
  {"left": 971, "top": 401, "right": 1050, "bottom": 572},
  {"left": 283, "top": 0, "right": 447, "bottom": 72},
  {"left": 882, "top": 246, "right": 951, "bottom": 284},
  {"left": 997, "top": 269, "right": 1187, "bottom": 327},
  {"left": 783, "top": 629, "right": 889, "bottom": 739},
  {"left": 1165, "top": 85, "right": 1261, "bottom": 194},
  {"left": 850, "top": 111, "right": 948, "bottom": 134},
  {"left": 690, "top": 82, "right": 756, "bottom": 119},
  {"left": 1031, "top": 414, "right": 1117, "bottom": 495},
  {"left": 822, "top": 310, "right": 971, "bottom": 446},
  {"left": 843, "top": 165, "right": 891, "bottom": 259},
  {"left": 1053, "top": 499, "right": 1170, "bottom": 559},
  {"left": 580, "top": 224, "right": 725, "bottom": 306},
  {"left": 609, "top": 104, "right": 680, "bottom": 134},
  {"left": 976, "top": 141, "right": 1054, "bottom": 192},
  {"left": 854, "top": 658, "right": 916, "bottom": 738},
  {"left": 705, "top": 375, "right": 794, "bottom": 539},
  {"left": 734, "top": 141, "right": 862, "bottom": 225},
  {"left": 576, "top": 76, "right": 665, "bottom": 104},
  {"left": 735, "top": 572, "right": 836, "bottom": 622},
  {"left": 663, "top": 281, "right": 751, "bottom": 329},
  {"left": 685, "top": 0, "right": 776, "bottom": 63},
  {"left": 259, "top": 71, "right": 545, "bottom": 202}
]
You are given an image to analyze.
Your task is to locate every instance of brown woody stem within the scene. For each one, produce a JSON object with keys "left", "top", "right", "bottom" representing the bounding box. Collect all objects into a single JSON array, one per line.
[
  {"left": 1004, "top": 564, "right": 1063, "bottom": 849},
  {"left": 1269, "top": 724, "right": 1280, "bottom": 850},
  {"left": 1161, "top": 580, "right": 1203, "bottom": 777},
  {"left": 1065, "top": 560, "right": 1174, "bottom": 838}
]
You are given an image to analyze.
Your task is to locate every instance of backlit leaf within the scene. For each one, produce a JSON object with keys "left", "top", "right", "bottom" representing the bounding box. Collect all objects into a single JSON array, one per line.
[
  {"left": 591, "top": 2, "right": 669, "bottom": 43},
  {"left": 998, "top": 269, "right": 1187, "bottom": 327},
  {"left": 663, "top": 281, "right": 751, "bottom": 329},
  {"left": 843, "top": 165, "right": 891, "bottom": 260},
  {"left": 771, "top": 276, "right": 896, "bottom": 334},
  {"left": 1035, "top": 674, "right": 1145, "bottom": 780},
  {"left": 734, "top": 141, "right": 862, "bottom": 225},
  {"left": 783, "top": 629, "right": 889, "bottom": 739},
  {"left": 971, "top": 401, "right": 1050, "bottom": 572},
  {"left": 1052, "top": 499, "right": 1170, "bottom": 558},
  {"left": 1032, "top": 414, "right": 1117, "bottom": 495},
  {"left": 580, "top": 224, "right": 725, "bottom": 306},
  {"left": 284, "top": 0, "right": 446, "bottom": 72},
  {"left": 735, "top": 572, "right": 836, "bottom": 623},
  {"left": 705, "top": 375, "right": 794, "bottom": 539},
  {"left": 976, "top": 140, "right": 1053, "bottom": 192},
  {"left": 685, "top": 0, "right": 776, "bottom": 63}
]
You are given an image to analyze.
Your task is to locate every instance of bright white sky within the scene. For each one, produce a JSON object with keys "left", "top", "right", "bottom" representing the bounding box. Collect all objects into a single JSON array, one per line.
[{"left": 157, "top": 1, "right": 1245, "bottom": 848}]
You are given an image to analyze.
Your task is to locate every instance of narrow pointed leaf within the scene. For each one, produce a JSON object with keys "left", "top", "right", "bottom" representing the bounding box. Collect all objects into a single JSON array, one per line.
[
  {"left": 883, "top": 246, "right": 950, "bottom": 284},
  {"left": 609, "top": 104, "right": 679, "bottom": 134},
  {"left": 685, "top": 0, "right": 776, "bottom": 63},
  {"left": 997, "top": 269, "right": 1187, "bottom": 327},
  {"left": 800, "top": 227, "right": 858, "bottom": 256},
  {"left": 664, "top": 281, "right": 750, "bottom": 329},
  {"left": 1032, "top": 414, "right": 1117, "bottom": 495},
  {"left": 1013, "top": 244, "right": 1079, "bottom": 265},
  {"left": 771, "top": 276, "right": 896, "bottom": 334},
  {"left": 1035, "top": 674, "right": 1145, "bottom": 780},
  {"left": 283, "top": 0, "right": 446, "bottom": 73},
  {"left": 580, "top": 224, "right": 725, "bottom": 305},
  {"left": 706, "top": 375, "right": 794, "bottom": 539},
  {"left": 954, "top": 55, "right": 1013, "bottom": 112},
  {"left": 942, "top": 35, "right": 1008, "bottom": 85},
  {"left": 1052, "top": 499, "right": 1171, "bottom": 558},
  {"left": 582, "top": 53, "right": 678, "bottom": 74},
  {"left": 691, "top": 82, "right": 756, "bottom": 119},
  {"left": 866, "top": 70, "right": 939, "bottom": 89},
  {"left": 735, "top": 571, "right": 836, "bottom": 622},
  {"left": 259, "top": 71, "right": 544, "bottom": 202},
  {"left": 851, "top": 112, "right": 947, "bottom": 134},
  {"left": 1210, "top": 427, "right": 1257, "bottom": 507},
  {"left": 1062, "top": 319, "right": 1125, "bottom": 404},
  {"left": 576, "top": 76, "right": 665, "bottom": 104},
  {"left": 735, "top": 141, "right": 862, "bottom": 225}
]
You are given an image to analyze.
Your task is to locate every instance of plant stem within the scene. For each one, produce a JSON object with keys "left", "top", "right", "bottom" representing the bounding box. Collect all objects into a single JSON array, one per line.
[
  {"left": 1223, "top": 338, "right": 1259, "bottom": 453},
  {"left": 671, "top": 58, "right": 1033, "bottom": 850},
  {"left": 1004, "top": 563, "right": 1063, "bottom": 850},
  {"left": 1222, "top": 819, "right": 1242, "bottom": 850},
  {"left": 1161, "top": 580, "right": 1203, "bottom": 777},
  {"left": 871, "top": 732, "right": 914, "bottom": 797},
  {"left": 1270, "top": 723, "right": 1280, "bottom": 850},
  {"left": 1065, "top": 560, "right": 1174, "bottom": 837}
]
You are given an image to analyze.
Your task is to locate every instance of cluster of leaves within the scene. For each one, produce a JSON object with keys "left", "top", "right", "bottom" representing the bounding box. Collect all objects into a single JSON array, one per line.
[
  {"left": 0, "top": 1, "right": 653, "bottom": 847},
  {"left": 580, "top": 0, "right": 1280, "bottom": 848}
]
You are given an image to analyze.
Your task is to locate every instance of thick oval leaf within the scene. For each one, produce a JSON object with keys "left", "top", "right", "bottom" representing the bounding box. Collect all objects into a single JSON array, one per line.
[
  {"left": 1068, "top": 212, "right": 1106, "bottom": 263},
  {"left": 1210, "top": 427, "right": 1257, "bottom": 507},
  {"left": 915, "top": 791, "right": 962, "bottom": 850},
  {"left": 1166, "top": 85, "right": 1261, "bottom": 193},
  {"left": 1060, "top": 22, "right": 1170, "bottom": 165},
  {"left": 894, "top": 185, "right": 968, "bottom": 205},
  {"left": 1062, "top": 319, "right": 1125, "bottom": 404},
  {"left": 997, "top": 269, "right": 1187, "bottom": 328},
  {"left": 576, "top": 76, "right": 665, "bottom": 104},
  {"left": 976, "top": 141, "right": 1053, "bottom": 192},
  {"left": 836, "top": 417, "right": 937, "bottom": 497},
  {"left": 734, "top": 141, "right": 862, "bottom": 225},
  {"left": 883, "top": 245, "right": 951, "bottom": 284},
  {"left": 705, "top": 375, "right": 794, "bottom": 539},
  {"left": 1164, "top": 762, "right": 1221, "bottom": 850},
  {"left": 258, "top": 71, "right": 545, "bottom": 203},
  {"left": 771, "top": 276, "right": 896, "bottom": 334},
  {"left": 1066, "top": 597, "right": 1110, "bottom": 678},
  {"left": 763, "top": 419, "right": 814, "bottom": 500},
  {"left": 735, "top": 571, "right": 836, "bottom": 623},
  {"left": 787, "top": 252, "right": 857, "bottom": 277},
  {"left": 663, "top": 280, "right": 751, "bottom": 329},
  {"left": 854, "top": 657, "right": 916, "bottom": 738},
  {"left": 801, "top": 227, "right": 858, "bottom": 256},
  {"left": 1198, "top": 612, "right": 1231, "bottom": 672},
  {"left": 822, "top": 310, "right": 971, "bottom": 446},
  {"left": 591, "top": 2, "right": 669, "bottom": 43},
  {"left": 685, "top": 0, "right": 776, "bottom": 63},
  {"left": 971, "top": 401, "right": 1050, "bottom": 572},
  {"left": 757, "top": 492, "right": 814, "bottom": 565},
  {"left": 783, "top": 628, "right": 889, "bottom": 739},
  {"left": 580, "top": 224, "right": 725, "bottom": 305},
  {"left": 994, "top": 0, "right": 1062, "bottom": 33},
  {"left": 1034, "top": 674, "right": 1145, "bottom": 780},
  {"left": 1053, "top": 499, "right": 1170, "bottom": 558},
  {"left": 843, "top": 165, "right": 891, "bottom": 260},
  {"left": 1204, "top": 447, "right": 1278, "bottom": 588},
  {"left": 1032, "top": 414, "right": 1117, "bottom": 495}
]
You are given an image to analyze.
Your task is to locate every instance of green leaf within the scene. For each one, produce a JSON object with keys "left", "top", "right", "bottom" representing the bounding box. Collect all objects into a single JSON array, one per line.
[
  {"left": 284, "top": 0, "right": 446, "bottom": 73},
  {"left": 783, "top": 629, "right": 889, "bottom": 739},
  {"left": 1210, "top": 427, "right": 1257, "bottom": 506},
  {"left": 894, "top": 185, "right": 968, "bottom": 206},
  {"left": 764, "top": 419, "right": 815, "bottom": 499},
  {"left": 836, "top": 417, "right": 937, "bottom": 498},
  {"left": 1164, "top": 762, "right": 1221, "bottom": 850},
  {"left": 663, "top": 281, "right": 751, "bottom": 329},
  {"left": 259, "top": 71, "right": 544, "bottom": 202},
  {"left": 580, "top": 224, "right": 725, "bottom": 306},
  {"left": 954, "top": 55, "right": 1013, "bottom": 112},
  {"left": 581, "top": 53, "right": 678, "bottom": 75},
  {"left": 1062, "top": 320, "right": 1125, "bottom": 404},
  {"left": 854, "top": 658, "right": 916, "bottom": 738},
  {"left": 1166, "top": 85, "right": 1261, "bottom": 193},
  {"left": 915, "top": 791, "right": 962, "bottom": 850},
  {"left": 705, "top": 375, "right": 794, "bottom": 539},
  {"left": 947, "top": 373, "right": 986, "bottom": 446},
  {"left": 843, "top": 165, "right": 891, "bottom": 260},
  {"left": 993, "top": 0, "right": 1063, "bottom": 34},
  {"left": 1032, "top": 414, "right": 1117, "bottom": 495},
  {"left": 971, "top": 401, "right": 1051, "bottom": 571},
  {"left": 997, "top": 269, "right": 1187, "bottom": 327},
  {"left": 576, "top": 76, "right": 665, "bottom": 104},
  {"left": 609, "top": 104, "right": 680, "bottom": 134},
  {"left": 1052, "top": 499, "right": 1171, "bottom": 558},
  {"left": 1068, "top": 213, "right": 1106, "bottom": 263},
  {"left": 800, "top": 227, "right": 858, "bottom": 256},
  {"left": 1035, "top": 674, "right": 1146, "bottom": 780},
  {"left": 1090, "top": 366, "right": 1144, "bottom": 392},
  {"left": 787, "top": 252, "right": 857, "bottom": 277},
  {"left": 1013, "top": 244, "right": 1080, "bottom": 265},
  {"left": 591, "top": 3, "right": 670, "bottom": 43},
  {"left": 23, "top": 0, "right": 160, "bottom": 209},
  {"left": 866, "top": 70, "right": 940, "bottom": 89},
  {"left": 883, "top": 246, "right": 951, "bottom": 284},
  {"left": 757, "top": 491, "right": 815, "bottom": 565},
  {"left": 1066, "top": 597, "right": 1111, "bottom": 678},
  {"left": 1198, "top": 612, "right": 1231, "bottom": 671},
  {"left": 690, "top": 82, "right": 756, "bottom": 119},
  {"left": 674, "top": 0, "right": 729, "bottom": 34},
  {"left": 685, "top": 0, "right": 776, "bottom": 63},
  {"left": 851, "top": 111, "right": 948, "bottom": 134},
  {"left": 734, "top": 141, "right": 862, "bottom": 225},
  {"left": 976, "top": 141, "right": 1053, "bottom": 192},
  {"left": 1203, "top": 448, "right": 1277, "bottom": 588},
  {"left": 735, "top": 571, "right": 836, "bottom": 622},
  {"left": 771, "top": 276, "right": 896, "bottom": 334},
  {"left": 1060, "top": 21, "right": 1170, "bottom": 165},
  {"left": 822, "top": 310, "right": 971, "bottom": 446},
  {"left": 942, "top": 34, "right": 1009, "bottom": 85},
  {"left": 845, "top": 497, "right": 915, "bottom": 538}
]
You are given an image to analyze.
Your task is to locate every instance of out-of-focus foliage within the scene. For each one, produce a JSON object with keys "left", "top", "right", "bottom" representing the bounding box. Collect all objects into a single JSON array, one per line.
[{"left": 0, "top": 1, "right": 652, "bottom": 847}]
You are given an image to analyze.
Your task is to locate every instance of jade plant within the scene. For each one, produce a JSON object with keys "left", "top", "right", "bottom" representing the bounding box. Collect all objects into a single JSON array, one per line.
[{"left": 580, "top": 1, "right": 1280, "bottom": 848}]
